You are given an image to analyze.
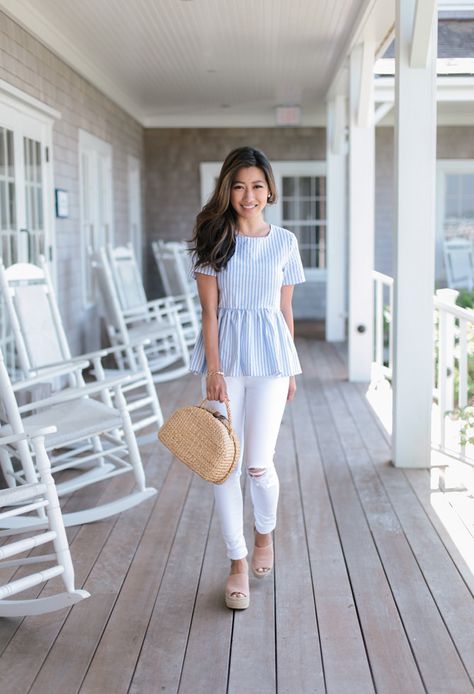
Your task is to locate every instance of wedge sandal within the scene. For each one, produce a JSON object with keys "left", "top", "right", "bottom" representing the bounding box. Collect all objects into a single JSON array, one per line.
[{"left": 225, "top": 572, "right": 250, "bottom": 610}]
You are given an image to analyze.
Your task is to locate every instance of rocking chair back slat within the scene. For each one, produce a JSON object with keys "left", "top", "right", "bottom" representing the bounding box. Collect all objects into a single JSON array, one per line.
[{"left": 95, "top": 245, "right": 190, "bottom": 382}]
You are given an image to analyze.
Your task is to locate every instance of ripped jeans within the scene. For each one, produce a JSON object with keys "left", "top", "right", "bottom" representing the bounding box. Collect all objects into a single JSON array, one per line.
[{"left": 203, "top": 375, "right": 289, "bottom": 560}]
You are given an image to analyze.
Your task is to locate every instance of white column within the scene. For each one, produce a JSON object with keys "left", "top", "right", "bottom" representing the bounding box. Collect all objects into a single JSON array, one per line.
[
  {"left": 348, "top": 41, "right": 375, "bottom": 381},
  {"left": 326, "top": 94, "right": 347, "bottom": 342},
  {"left": 392, "top": 0, "right": 437, "bottom": 468}
]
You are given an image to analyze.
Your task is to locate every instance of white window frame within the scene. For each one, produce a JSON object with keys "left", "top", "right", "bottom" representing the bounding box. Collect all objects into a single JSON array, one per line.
[
  {"left": 200, "top": 160, "right": 327, "bottom": 281},
  {"left": 78, "top": 130, "right": 113, "bottom": 307},
  {"left": 436, "top": 159, "right": 474, "bottom": 284}
]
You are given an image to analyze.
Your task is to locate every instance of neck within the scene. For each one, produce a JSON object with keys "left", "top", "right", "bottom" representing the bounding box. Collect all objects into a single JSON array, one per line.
[{"left": 236, "top": 217, "right": 269, "bottom": 237}]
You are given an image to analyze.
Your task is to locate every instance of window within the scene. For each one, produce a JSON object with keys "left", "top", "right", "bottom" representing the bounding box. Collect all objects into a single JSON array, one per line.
[
  {"left": 281, "top": 175, "right": 326, "bottom": 270},
  {"left": 437, "top": 161, "right": 474, "bottom": 283},
  {"left": 444, "top": 172, "right": 474, "bottom": 239}
]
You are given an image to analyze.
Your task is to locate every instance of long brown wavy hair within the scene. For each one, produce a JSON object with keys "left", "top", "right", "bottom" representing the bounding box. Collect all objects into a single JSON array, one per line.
[{"left": 190, "top": 146, "right": 277, "bottom": 273}]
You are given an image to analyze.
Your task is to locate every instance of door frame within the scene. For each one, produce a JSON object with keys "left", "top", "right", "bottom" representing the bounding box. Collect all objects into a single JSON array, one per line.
[
  {"left": 78, "top": 129, "right": 113, "bottom": 307},
  {"left": 127, "top": 154, "right": 142, "bottom": 272}
]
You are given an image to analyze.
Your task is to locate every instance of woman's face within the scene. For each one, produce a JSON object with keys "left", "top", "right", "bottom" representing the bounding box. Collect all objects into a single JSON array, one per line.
[{"left": 229, "top": 166, "right": 270, "bottom": 221}]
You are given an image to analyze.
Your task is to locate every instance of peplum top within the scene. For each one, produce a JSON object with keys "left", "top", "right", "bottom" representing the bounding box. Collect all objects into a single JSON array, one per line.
[{"left": 189, "top": 224, "right": 306, "bottom": 377}]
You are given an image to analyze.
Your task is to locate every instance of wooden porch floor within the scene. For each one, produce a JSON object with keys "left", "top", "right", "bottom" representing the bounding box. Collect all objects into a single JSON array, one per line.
[{"left": 1, "top": 339, "right": 473, "bottom": 694}]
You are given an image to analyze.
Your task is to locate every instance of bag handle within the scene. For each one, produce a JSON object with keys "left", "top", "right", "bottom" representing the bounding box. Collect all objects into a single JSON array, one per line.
[{"left": 199, "top": 398, "right": 233, "bottom": 432}]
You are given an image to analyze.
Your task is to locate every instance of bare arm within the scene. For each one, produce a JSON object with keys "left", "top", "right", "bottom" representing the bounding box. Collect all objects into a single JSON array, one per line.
[
  {"left": 195, "top": 273, "right": 228, "bottom": 402},
  {"left": 280, "top": 284, "right": 297, "bottom": 401}
]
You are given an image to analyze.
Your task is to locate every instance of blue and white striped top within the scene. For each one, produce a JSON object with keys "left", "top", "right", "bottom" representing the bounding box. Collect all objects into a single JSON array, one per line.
[{"left": 189, "top": 224, "right": 306, "bottom": 377}]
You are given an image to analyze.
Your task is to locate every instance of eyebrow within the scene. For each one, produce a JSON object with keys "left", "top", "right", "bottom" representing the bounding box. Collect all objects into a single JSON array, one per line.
[{"left": 233, "top": 179, "right": 266, "bottom": 184}]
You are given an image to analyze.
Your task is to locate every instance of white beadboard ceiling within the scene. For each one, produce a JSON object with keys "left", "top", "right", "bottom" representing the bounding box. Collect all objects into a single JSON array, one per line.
[{"left": 0, "top": 0, "right": 393, "bottom": 126}]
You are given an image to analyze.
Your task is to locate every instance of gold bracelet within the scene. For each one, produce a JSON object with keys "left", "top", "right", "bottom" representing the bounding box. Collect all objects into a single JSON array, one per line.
[{"left": 207, "top": 370, "right": 224, "bottom": 377}]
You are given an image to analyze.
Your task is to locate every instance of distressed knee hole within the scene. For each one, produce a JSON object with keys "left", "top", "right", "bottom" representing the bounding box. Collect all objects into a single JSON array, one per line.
[
  {"left": 248, "top": 466, "right": 278, "bottom": 489},
  {"left": 248, "top": 467, "right": 266, "bottom": 478}
]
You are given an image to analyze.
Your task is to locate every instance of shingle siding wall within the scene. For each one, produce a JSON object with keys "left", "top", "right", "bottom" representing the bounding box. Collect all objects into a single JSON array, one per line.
[{"left": 0, "top": 11, "right": 143, "bottom": 354}]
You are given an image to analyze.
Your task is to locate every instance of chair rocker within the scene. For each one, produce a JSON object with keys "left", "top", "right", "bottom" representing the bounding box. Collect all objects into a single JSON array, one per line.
[
  {"left": 94, "top": 245, "right": 189, "bottom": 383},
  {"left": 0, "top": 257, "right": 163, "bottom": 438},
  {"left": 0, "top": 429, "right": 90, "bottom": 616},
  {"left": 151, "top": 239, "right": 201, "bottom": 348},
  {"left": 0, "top": 349, "right": 156, "bottom": 528}
]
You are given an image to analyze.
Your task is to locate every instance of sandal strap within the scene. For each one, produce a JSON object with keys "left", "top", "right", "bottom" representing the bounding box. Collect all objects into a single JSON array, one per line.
[
  {"left": 252, "top": 543, "right": 273, "bottom": 567},
  {"left": 226, "top": 572, "right": 249, "bottom": 597}
]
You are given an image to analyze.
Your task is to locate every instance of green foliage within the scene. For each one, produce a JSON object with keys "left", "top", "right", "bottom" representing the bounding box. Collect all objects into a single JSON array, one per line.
[
  {"left": 455, "top": 288, "right": 474, "bottom": 310},
  {"left": 446, "top": 405, "right": 474, "bottom": 447}
]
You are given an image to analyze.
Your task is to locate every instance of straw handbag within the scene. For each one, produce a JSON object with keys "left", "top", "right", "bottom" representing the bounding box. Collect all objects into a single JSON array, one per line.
[{"left": 158, "top": 399, "right": 240, "bottom": 484}]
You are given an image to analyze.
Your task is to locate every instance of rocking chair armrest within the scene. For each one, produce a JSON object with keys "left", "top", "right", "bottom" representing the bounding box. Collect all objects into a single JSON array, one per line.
[
  {"left": 25, "top": 339, "right": 153, "bottom": 374},
  {"left": 12, "top": 362, "right": 91, "bottom": 391},
  {"left": 77, "top": 345, "right": 132, "bottom": 361},
  {"left": 165, "top": 292, "right": 190, "bottom": 304},
  {"left": 0, "top": 427, "right": 58, "bottom": 447},
  {"left": 122, "top": 299, "right": 178, "bottom": 319},
  {"left": 17, "top": 375, "right": 132, "bottom": 414}
]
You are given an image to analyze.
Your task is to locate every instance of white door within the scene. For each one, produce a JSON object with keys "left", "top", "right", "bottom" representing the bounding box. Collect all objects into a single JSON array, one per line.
[
  {"left": 0, "top": 95, "right": 55, "bottom": 372},
  {"left": 0, "top": 103, "right": 54, "bottom": 267},
  {"left": 79, "top": 130, "right": 113, "bottom": 307},
  {"left": 128, "top": 155, "right": 142, "bottom": 271}
]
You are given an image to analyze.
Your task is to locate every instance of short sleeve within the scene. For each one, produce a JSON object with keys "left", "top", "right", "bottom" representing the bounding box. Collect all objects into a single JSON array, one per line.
[
  {"left": 189, "top": 250, "right": 217, "bottom": 279},
  {"left": 193, "top": 264, "right": 217, "bottom": 279},
  {"left": 282, "top": 235, "right": 306, "bottom": 286}
]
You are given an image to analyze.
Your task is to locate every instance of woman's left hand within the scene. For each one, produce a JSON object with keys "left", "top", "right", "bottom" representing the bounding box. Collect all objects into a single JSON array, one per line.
[{"left": 287, "top": 376, "right": 297, "bottom": 401}]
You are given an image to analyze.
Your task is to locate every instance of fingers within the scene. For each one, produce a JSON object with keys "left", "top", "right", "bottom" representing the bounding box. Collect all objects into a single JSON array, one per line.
[{"left": 206, "top": 386, "right": 229, "bottom": 403}]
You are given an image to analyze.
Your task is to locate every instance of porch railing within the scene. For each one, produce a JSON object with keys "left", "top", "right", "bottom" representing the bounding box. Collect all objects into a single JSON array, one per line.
[{"left": 372, "top": 271, "right": 474, "bottom": 468}]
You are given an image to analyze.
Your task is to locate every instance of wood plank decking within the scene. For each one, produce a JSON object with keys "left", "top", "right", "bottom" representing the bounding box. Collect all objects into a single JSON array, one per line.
[{"left": 1, "top": 338, "right": 473, "bottom": 694}]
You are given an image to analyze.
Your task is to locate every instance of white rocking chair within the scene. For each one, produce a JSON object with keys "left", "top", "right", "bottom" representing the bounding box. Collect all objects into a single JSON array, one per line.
[
  {"left": 0, "top": 349, "right": 156, "bottom": 528},
  {"left": 0, "top": 257, "right": 164, "bottom": 437},
  {"left": 151, "top": 239, "right": 201, "bottom": 348},
  {"left": 0, "top": 429, "right": 90, "bottom": 617},
  {"left": 94, "top": 245, "right": 189, "bottom": 383},
  {"left": 443, "top": 238, "right": 474, "bottom": 291}
]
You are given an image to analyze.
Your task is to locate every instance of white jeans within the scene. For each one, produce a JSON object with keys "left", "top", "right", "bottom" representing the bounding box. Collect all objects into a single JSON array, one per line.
[{"left": 203, "top": 375, "right": 289, "bottom": 560}]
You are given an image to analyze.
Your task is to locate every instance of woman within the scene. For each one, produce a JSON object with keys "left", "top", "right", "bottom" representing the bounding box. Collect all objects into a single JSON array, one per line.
[{"left": 189, "top": 146, "right": 305, "bottom": 610}]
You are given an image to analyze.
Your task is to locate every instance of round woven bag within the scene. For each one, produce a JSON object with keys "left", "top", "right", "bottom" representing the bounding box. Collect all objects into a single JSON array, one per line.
[{"left": 158, "top": 399, "right": 240, "bottom": 484}]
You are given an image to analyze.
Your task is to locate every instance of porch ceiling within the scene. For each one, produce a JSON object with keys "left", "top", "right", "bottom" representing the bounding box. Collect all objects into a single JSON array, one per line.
[{"left": 0, "top": 0, "right": 377, "bottom": 127}]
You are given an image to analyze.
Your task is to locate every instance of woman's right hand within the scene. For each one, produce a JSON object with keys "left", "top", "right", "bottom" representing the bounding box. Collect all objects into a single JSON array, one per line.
[{"left": 206, "top": 373, "right": 229, "bottom": 403}]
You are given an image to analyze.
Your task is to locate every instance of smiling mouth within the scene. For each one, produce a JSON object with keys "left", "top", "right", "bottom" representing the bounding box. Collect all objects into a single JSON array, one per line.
[{"left": 242, "top": 204, "right": 257, "bottom": 209}]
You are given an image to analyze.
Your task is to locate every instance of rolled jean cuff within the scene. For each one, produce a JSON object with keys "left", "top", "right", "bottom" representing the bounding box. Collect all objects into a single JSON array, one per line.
[
  {"left": 226, "top": 543, "right": 248, "bottom": 561},
  {"left": 254, "top": 521, "right": 276, "bottom": 535}
]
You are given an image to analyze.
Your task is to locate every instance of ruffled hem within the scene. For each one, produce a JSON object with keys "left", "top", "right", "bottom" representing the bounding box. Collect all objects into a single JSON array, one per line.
[{"left": 189, "top": 308, "right": 302, "bottom": 377}]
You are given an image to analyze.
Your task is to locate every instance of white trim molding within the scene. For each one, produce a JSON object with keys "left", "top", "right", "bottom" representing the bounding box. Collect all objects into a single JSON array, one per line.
[
  {"left": 0, "top": 79, "right": 61, "bottom": 123},
  {"left": 375, "top": 75, "right": 474, "bottom": 102}
]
